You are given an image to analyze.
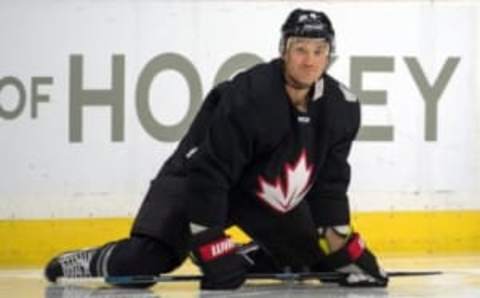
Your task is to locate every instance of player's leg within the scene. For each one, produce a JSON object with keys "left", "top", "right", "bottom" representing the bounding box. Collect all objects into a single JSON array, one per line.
[
  {"left": 45, "top": 235, "right": 181, "bottom": 287},
  {"left": 130, "top": 175, "right": 191, "bottom": 258},
  {"left": 45, "top": 175, "right": 191, "bottom": 287}
]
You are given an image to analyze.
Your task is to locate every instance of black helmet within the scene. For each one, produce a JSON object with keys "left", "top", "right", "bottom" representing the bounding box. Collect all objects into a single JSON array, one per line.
[{"left": 280, "top": 9, "right": 335, "bottom": 53}]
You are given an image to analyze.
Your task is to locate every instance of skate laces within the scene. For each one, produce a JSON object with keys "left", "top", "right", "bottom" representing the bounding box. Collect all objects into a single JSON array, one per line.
[{"left": 58, "top": 250, "right": 95, "bottom": 278}]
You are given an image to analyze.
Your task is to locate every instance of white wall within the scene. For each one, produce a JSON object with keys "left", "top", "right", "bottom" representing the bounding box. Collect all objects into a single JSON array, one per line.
[{"left": 0, "top": 0, "right": 478, "bottom": 219}]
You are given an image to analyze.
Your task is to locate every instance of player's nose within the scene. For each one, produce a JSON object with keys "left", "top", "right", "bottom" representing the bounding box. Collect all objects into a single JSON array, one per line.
[{"left": 302, "top": 51, "right": 317, "bottom": 67}]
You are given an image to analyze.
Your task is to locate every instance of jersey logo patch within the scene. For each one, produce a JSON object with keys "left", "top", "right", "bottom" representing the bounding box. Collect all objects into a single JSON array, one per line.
[{"left": 256, "top": 149, "right": 314, "bottom": 213}]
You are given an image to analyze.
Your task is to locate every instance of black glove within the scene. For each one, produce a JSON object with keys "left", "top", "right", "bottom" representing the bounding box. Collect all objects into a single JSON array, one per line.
[
  {"left": 321, "top": 233, "right": 389, "bottom": 287},
  {"left": 191, "top": 228, "right": 252, "bottom": 290}
]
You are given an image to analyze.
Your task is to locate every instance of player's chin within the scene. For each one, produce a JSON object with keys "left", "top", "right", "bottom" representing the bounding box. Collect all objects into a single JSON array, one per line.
[
  {"left": 287, "top": 74, "right": 317, "bottom": 89},
  {"left": 297, "top": 78, "right": 317, "bottom": 89},
  {"left": 298, "top": 74, "right": 319, "bottom": 86}
]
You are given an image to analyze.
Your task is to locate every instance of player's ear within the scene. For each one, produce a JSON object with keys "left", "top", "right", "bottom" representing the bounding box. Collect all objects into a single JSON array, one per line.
[
  {"left": 281, "top": 46, "right": 289, "bottom": 62},
  {"left": 279, "top": 36, "right": 290, "bottom": 60}
]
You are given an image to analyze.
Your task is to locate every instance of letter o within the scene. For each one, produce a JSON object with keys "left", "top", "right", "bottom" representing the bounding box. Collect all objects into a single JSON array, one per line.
[
  {"left": 136, "top": 53, "right": 202, "bottom": 142},
  {"left": 0, "top": 77, "right": 26, "bottom": 120}
]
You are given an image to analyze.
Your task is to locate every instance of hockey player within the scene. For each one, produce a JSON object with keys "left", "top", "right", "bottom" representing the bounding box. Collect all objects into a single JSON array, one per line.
[{"left": 45, "top": 8, "right": 388, "bottom": 290}]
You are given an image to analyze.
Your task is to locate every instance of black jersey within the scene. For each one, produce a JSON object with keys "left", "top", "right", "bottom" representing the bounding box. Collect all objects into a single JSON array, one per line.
[{"left": 157, "top": 58, "right": 360, "bottom": 229}]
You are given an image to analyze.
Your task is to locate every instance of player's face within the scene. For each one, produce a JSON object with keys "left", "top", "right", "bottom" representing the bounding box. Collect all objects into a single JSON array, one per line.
[{"left": 283, "top": 37, "right": 330, "bottom": 89}]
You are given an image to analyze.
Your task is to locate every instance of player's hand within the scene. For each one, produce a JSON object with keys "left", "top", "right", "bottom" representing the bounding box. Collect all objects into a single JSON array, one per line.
[
  {"left": 335, "top": 233, "right": 389, "bottom": 287},
  {"left": 191, "top": 228, "right": 252, "bottom": 290}
]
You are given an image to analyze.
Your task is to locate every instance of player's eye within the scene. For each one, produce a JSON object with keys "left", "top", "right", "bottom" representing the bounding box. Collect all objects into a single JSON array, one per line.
[
  {"left": 294, "top": 46, "right": 307, "bottom": 54},
  {"left": 314, "top": 45, "right": 329, "bottom": 56}
]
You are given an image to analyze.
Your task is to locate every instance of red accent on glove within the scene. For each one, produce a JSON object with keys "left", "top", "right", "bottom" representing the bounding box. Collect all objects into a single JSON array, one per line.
[
  {"left": 198, "top": 237, "right": 236, "bottom": 262},
  {"left": 346, "top": 233, "right": 365, "bottom": 261}
]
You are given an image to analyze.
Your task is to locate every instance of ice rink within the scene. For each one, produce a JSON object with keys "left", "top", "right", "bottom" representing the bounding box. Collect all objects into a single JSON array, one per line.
[{"left": 1, "top": 255, "right": 479, "bottom": 298}]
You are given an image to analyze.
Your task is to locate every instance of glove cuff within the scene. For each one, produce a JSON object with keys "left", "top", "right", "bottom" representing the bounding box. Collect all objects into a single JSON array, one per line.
[
  {"left": 198, "top": 236, "right": 236, "bottom": 262},
  {"left": 192, "top": 228, "right": 236, "bottom": 263},
  {"left": 346, "top": 233, "right": 365, "bottom": 262}
]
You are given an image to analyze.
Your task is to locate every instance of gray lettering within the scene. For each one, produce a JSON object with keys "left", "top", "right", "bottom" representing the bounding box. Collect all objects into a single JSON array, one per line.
[
  {"left": 404, "top": 57, "right": 460, "bottom": 141},
  {"left": 351, "top": 56, "right": 395, "bottom": 141},
  {"left": 31, "top": 77, "right": 53, "bottom": 119},
  {"left": 0, "top": 77, "right": 26, "bottom": 120},
  {"left": 136, "top": 53, "right": 202, "bottom": 142},
  {"left": 69, "top": 55, "right": 125, "bottom": 142},
  {"left": 214, "top": 53, "right": 264, "bottom": 86}
]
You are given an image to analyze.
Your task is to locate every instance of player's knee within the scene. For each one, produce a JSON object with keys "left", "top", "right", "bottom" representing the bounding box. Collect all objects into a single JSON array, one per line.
[{"left": 107, "top": 236, "right": 182, "bottom": 276}]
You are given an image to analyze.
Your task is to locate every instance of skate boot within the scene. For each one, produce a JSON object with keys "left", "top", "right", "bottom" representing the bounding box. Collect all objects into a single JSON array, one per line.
[{"left": 45, "top": 243, "right": 115, "bottom": 282}]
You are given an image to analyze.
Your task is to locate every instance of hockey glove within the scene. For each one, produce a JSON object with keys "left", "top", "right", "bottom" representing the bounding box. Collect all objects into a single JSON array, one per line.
[
  {"left": 319, "top": 233, "right": 389, "bottom": 287},
  {"left": 191, "top": 228, "right": 252, "bottom": 290}
]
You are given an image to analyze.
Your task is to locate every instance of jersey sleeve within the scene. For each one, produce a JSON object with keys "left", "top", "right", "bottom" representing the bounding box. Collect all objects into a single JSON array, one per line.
[
  {"left": 308, "top": 100, "right": 360, "bottom": 227},
  {"left": 185, "top": 85, "right": 257, "bottom": 228}
]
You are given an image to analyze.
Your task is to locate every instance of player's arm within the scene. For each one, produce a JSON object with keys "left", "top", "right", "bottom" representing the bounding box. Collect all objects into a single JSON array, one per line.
[
  {"left": 185, "top": 85, "right": 257, "bottom": 289},
  {"left": 308, "top": 99, "right": 388, "bottom": 287},
  {"left": 186, "top": 86, "right": 255, "bottom": 227}
]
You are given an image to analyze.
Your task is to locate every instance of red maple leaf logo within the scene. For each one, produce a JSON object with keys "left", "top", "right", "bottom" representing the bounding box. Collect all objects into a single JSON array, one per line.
[{"left": 256, "top": 149, "right": 314, "bottom": 213}]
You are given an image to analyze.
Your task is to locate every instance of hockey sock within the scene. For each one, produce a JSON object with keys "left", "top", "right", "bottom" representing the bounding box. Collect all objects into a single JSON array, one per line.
[{"left": 101, "top": 235, "right": 181, "bottom": 277}]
